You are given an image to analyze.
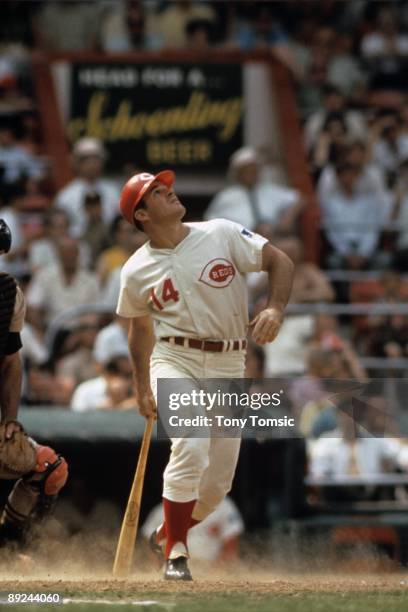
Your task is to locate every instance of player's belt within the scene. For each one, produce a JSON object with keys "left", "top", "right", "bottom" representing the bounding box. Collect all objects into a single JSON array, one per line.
[{"left": 161, "top": 337, "right": 247, "bottom": 352}]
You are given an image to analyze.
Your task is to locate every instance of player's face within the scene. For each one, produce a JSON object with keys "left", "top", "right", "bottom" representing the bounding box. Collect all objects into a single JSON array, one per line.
[{"left": 143, "top": 181, "right": 186, "bottom": 224}]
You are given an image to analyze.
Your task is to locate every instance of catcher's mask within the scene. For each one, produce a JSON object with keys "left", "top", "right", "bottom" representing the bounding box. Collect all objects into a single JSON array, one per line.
[{"left": 0, "top": 218, "right": 12, "bottom": 254}]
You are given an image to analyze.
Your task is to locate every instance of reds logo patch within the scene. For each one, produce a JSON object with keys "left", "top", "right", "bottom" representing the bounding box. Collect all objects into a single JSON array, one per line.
[{"left": 199, "top": 258, "right": 236, "bottom": 288}]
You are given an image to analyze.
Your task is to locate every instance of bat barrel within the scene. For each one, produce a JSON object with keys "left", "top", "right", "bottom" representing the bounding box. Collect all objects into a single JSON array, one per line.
[{"left": 112, "top": 416, "right": 154, "bottom": 577}]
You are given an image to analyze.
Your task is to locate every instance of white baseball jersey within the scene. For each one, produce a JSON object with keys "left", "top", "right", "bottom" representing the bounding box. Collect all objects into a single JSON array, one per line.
[{"left": 116, "top": 219, "right": 267, "bottom": 340}]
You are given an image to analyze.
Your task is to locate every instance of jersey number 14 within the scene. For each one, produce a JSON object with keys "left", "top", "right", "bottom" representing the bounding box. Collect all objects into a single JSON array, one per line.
[{"left": 150, "top": 279, "right": 180, "bottom": 310}]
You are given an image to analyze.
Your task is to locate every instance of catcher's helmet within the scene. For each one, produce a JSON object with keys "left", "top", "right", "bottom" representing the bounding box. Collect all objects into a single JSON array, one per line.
[
  {"left": 119, "top": 170, "right": 175, "bottom": 225},
  {"left": 0, "top": 219, "right": 12, "bottom": 253}
]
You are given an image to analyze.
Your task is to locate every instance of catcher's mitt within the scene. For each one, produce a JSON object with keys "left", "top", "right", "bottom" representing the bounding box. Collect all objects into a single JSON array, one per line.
[{"left": 0, "top": 421, "right": 37, "bottom": 477}]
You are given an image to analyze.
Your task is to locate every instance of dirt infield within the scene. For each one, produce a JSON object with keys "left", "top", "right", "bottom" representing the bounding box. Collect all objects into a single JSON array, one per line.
[
  {"left": 0, "top": 528, "right": 407, "bottom": 608},
  {"left": 0, "top": 572, "right": 407, "bottom": 595},
  {"left": 1, "top": 566, "right": 407, "bottom": 612}
]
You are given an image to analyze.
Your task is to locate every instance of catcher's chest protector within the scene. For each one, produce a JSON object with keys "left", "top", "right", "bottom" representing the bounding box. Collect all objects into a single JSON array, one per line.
[{"left": 0, "top": 273, "right": 17, "bottom": 358}]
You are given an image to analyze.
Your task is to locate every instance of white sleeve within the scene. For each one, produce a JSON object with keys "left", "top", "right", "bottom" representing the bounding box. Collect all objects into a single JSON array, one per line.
[
  {"left": 221, "top": 220, "right": 268, "bottom": 273},
  {"left": 116, "top": 267, "right": 150, "bottom": 318}
]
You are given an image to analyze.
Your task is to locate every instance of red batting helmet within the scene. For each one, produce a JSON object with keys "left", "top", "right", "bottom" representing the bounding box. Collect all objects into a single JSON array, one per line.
[{"left": 119, "top": 170, "right": 175, "bottom": 225}]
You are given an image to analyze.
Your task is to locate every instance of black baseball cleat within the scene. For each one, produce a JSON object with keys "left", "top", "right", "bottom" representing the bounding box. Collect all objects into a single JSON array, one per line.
[
  {"left": 164, "top": 556, "right": 193, "bottom": 581},
  {"left": 149, "top": 530, "right": 165, "bottom": 566}
]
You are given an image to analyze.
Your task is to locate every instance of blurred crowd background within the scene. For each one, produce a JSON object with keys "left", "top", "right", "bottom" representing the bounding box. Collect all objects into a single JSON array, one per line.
[
  {"left": 1, "top": 0, "right": 407, "bottom": 406},
  {"left": 1, "top": 0, "right": 408, "bottom": 562}
]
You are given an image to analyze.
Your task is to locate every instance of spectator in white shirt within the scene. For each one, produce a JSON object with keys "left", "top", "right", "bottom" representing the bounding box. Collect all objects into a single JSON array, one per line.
[
  {"left": 70, "top": 354, "right": 134, "bottom": 412},
  {"left": 56, "top": 138, "right": 119, "bottom": 238},
  {"left": 360, "top": 5, "right": 408, "bottom": 90},
  {"left": 27, "top": 236, "right": 100, "bottom": 329},
  {"left": 100, "top": 267, "right": 122, "bottom": 310},
  {"left": 93, "top": 316, "right": 129, "bottom": 368},
  {"left": 320, "top": 161, "right": 390, "bottom": 269},
  {"left": 304, "top": 85, "right": 366, "bottom": 154},
  {"left": 309, "top": 397, "right": 405, "bottom": 482},
  {"left": 204, "top": 147, "right": 303, "bottom": 234},
  {"left": 317, "top": 140, "right": 389, "bottom": 205},
  {"left": 28, "top": 208, "right": 90, "bottom": 273},
  {"left": 253, "top": 297, "right": 314, "bottom": 377}
]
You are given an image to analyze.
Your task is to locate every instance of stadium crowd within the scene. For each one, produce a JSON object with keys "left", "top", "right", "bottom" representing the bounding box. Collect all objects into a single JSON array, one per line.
[{"left": 0, "top": 0, "right": 407, "bottom": 435}]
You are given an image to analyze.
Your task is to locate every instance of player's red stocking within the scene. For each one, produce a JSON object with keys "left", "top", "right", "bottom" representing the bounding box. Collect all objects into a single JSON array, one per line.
[
  {"left": 163, "top": 497, "right": 196, "bottom": 558},
  {"left": 156, "top": 508, "right": 200, "bottom": 544}
]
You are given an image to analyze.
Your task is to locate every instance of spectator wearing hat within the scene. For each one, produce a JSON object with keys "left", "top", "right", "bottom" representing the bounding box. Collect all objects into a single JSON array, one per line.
[
  {"left": 55, "top": 138, "right": 119, "bottom": 238},
  {"left": 204, "top": 146, "right": 303, "bottom": 234}
]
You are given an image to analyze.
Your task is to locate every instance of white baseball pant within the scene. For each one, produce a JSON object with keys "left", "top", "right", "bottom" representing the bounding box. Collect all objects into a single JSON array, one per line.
[{"left": 150, "top": 340, "right": 245, "bottom": 522}]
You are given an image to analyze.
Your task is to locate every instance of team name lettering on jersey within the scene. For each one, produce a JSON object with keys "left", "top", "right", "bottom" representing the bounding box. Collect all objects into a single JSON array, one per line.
[{"left": 199, "top": 259, "right": 236, "bottom": 288}]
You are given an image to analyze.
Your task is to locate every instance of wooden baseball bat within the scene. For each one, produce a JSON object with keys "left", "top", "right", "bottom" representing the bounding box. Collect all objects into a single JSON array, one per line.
[{"left": 113, "top": 416, "right": 154, "bottom": 577}]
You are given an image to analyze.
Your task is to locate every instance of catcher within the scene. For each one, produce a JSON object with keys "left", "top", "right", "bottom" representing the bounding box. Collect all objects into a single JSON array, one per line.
[{"left": 0, "top": 219, "right": 68, "bottom": 547}]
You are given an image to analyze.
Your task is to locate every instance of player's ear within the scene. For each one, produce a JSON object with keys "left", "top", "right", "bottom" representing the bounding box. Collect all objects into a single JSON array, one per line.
[{"left": 134, "top": 208, "right": 149, "bottom": 224}]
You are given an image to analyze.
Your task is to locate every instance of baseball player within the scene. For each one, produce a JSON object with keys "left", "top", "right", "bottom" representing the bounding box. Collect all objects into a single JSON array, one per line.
[
  {"left": 0, "top": 219, "right": 68, "bottom": 547},
  {"left": 117, "top": 171, "right": 294, "bottom": 580}
]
